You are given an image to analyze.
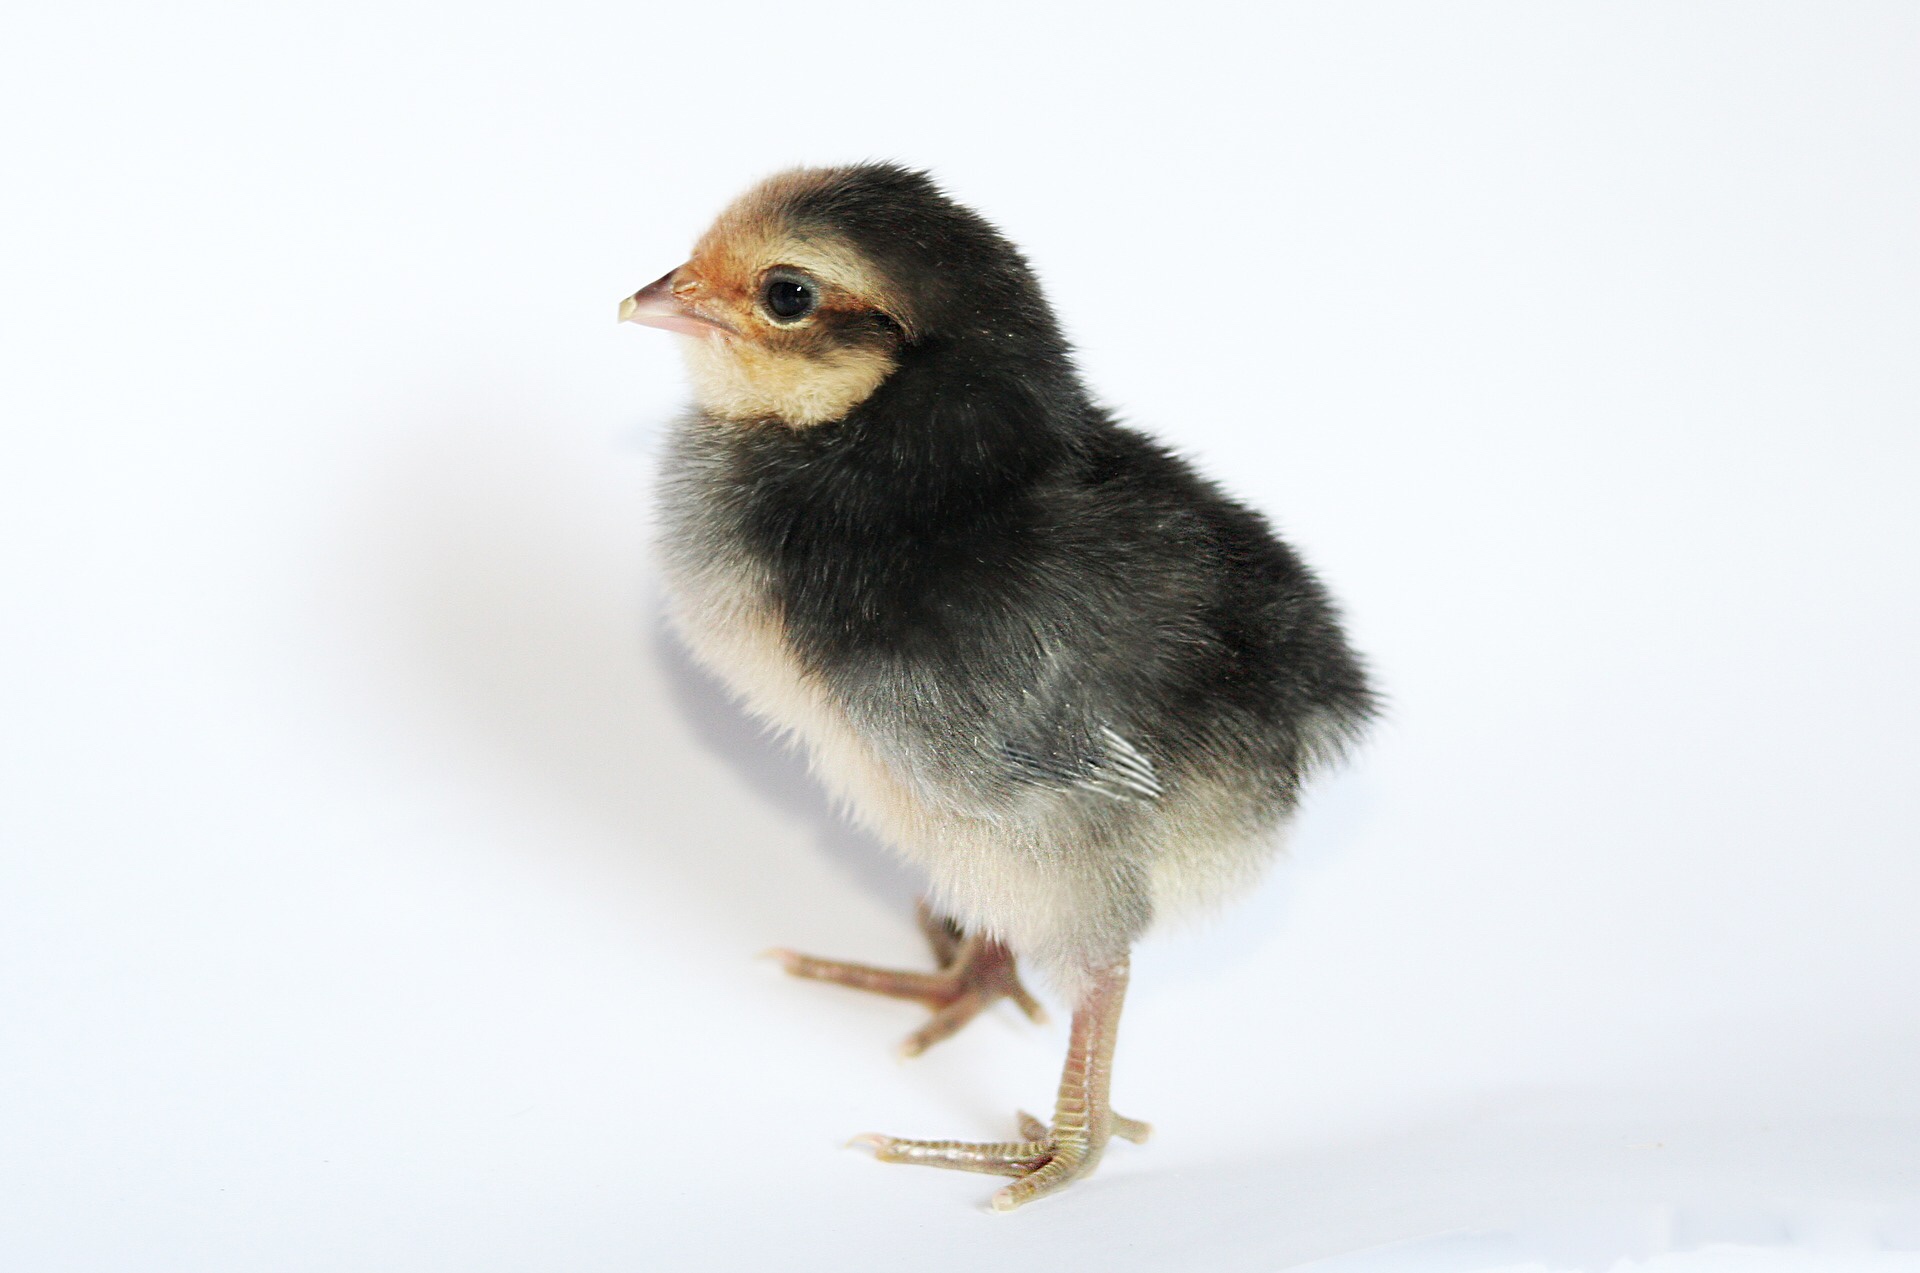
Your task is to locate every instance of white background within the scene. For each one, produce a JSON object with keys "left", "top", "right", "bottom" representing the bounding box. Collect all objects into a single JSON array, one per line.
[{"left": 3, "top": 4, "right": 1917, "bottom": 1270}]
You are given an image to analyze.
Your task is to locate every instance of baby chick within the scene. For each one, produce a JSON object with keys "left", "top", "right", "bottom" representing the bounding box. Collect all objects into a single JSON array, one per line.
[{"left": 621, "top": 164, "right": 1374, "bottom": 1210}]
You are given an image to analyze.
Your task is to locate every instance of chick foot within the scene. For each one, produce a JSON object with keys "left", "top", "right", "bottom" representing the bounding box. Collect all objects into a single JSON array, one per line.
[
  {"left": 851, "top": 958, "right": 1144, "bottom": 1210},
  {"left": 768, "top": 902, "right": 1047, "bottom": 1057}
]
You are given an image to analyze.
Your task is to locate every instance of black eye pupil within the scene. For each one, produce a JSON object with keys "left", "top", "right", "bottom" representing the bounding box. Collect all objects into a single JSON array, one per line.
[{"left": 765, "top": 278, "right": 814, "bottom": 320}]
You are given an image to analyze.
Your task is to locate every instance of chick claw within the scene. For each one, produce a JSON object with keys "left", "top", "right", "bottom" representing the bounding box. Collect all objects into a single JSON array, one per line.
[
  {"left": 767, "top": 902, "right": 1047, "bottom": 1057},
  {"left": 852, "top": 1107, "right": 1151, "bottom": 1211}
]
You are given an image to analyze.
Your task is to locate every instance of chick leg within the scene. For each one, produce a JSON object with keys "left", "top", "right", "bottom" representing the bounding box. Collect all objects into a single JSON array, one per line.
[
  {"left": 768, "top": 901, "right": 1047, "bottom": 1057},
  {"left": 852, "top": 958, "right": 1147, "bottom": 1211}
]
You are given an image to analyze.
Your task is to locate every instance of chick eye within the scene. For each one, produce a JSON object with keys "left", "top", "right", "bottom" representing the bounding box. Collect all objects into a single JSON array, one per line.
[{"left": 762, "top": 274, "right": 817, "bottom": 322}]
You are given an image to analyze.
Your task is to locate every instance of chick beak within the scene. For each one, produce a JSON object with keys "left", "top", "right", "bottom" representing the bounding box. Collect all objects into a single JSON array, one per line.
[{"left": 618, "top": 267, "right": 736, "bottom": 338}]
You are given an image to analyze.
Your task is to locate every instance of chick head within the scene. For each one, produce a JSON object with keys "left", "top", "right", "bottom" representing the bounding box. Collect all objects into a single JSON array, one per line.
[{"left": 621, "top": 163, "right": 1060, "bottom": 428}]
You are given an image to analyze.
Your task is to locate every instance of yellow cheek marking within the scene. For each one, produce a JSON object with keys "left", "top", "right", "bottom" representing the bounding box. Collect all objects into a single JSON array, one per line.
[{"left": 681, "top": 337, "right": 896, "bottom": 428}]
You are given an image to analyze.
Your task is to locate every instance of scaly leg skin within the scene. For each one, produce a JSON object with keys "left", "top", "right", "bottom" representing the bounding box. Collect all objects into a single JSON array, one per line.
[
  {"left": 852, "top": 958, "right": 1149, "bottom": 1211},
  {"left": 767, "top": 901, "right": 1047, "bottom": 1057}
]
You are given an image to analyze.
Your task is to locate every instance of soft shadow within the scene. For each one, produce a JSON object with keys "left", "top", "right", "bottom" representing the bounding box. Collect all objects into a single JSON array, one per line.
[
  {"left": 647, "top": 614, "right": 921, "bottom": 916},
  {"left": 356, "top": 410, "right": 916, "bottom": 945},
  {"left": 1023, "top": 1093, "right": 1920, "bottom": 1272}
]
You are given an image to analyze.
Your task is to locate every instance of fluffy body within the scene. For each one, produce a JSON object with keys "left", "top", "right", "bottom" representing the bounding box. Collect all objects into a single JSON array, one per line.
[{"left": 651, "top": 166, "right": 1374, "bottom": 996}]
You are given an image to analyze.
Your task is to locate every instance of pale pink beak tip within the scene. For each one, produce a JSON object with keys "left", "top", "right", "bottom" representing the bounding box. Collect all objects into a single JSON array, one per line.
[{"left": 619, "top": 267, "right": 735, "bottom": 338}]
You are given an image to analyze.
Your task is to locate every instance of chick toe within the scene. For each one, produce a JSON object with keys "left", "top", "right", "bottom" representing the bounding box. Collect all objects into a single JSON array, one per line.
[{"left": 771, "top": 908, "right": 1046, "bottom": 1057}]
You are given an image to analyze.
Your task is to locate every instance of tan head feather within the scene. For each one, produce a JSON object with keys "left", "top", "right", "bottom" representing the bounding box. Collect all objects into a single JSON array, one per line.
[{"left": 673, "top": 168, "right": 910, "bottom": 428}]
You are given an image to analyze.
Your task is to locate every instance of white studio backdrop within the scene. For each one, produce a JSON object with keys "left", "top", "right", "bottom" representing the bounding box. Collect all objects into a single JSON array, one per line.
[{"left": 2, "top": 4, "right": 1916, "bottom": 1270}]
